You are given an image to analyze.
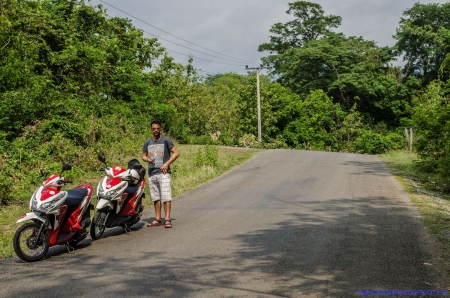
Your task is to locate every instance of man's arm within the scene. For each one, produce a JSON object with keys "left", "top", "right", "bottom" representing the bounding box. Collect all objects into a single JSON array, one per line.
[
  {"left": 160, "top": 147, "right": 179, "bottom": 174},
  {"left": 169, "top": 147, "right": 180, "bottom": 164}
]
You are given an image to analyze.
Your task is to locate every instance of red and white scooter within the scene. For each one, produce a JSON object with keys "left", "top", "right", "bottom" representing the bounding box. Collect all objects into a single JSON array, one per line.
[
  {"left": 90, "top": 154, "right": 145, "bottom": 240},
  {"left": 13, "top": 164, "right": 94, "bottom": 262}
]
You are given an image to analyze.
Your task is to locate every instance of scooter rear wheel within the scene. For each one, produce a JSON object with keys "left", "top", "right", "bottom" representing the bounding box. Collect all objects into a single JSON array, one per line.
[
  {"left": 90, "top": 210, "right": 107, "bottom": 240},
  {"left": 13, "top": 222, "right": 49, "bottom": 262}
]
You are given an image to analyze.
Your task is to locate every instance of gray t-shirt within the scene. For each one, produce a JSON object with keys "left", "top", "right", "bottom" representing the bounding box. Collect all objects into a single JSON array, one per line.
[{"left": 142, "top": 136, "right": 175, "bottom": 176}]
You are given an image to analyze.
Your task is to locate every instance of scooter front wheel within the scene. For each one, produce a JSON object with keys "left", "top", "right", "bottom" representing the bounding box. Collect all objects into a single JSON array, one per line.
[
  {"left": 90, "top": 210, "right": 107, "bottom": 240},
  {"left": 13, "top": 222, "right": 49, "bottom": 262}
]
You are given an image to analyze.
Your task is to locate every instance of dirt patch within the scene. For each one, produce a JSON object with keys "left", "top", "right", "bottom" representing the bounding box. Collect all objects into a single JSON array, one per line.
[{"left": 218, "top": 146, "right": 257, "bottom": 153}]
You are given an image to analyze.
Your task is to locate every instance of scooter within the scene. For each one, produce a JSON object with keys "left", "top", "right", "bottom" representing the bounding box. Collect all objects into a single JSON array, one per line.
[
  {"left": 13, "top": 164, "right": 94, "bottom": 262},
  {"left": 90, "top": 154, "right": 146, "bottom": 240}
]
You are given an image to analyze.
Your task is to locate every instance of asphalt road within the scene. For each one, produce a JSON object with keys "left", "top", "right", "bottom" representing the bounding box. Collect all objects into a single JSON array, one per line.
[{"left": 0, "top": 150, "right": 442, "bottom": 297}]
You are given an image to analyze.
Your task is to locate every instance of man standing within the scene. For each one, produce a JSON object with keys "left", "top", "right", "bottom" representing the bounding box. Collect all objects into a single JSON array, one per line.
[{"left": 142, "top": 120, "right": 179, "bottom": 228}]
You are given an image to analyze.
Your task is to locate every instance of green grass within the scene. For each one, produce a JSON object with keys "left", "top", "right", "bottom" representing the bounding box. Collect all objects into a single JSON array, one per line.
[
  {"left": 0, "top": 203, "right": 29, "bottom": 258},
  {"left": 379, "top": 150, "right": 450, "bottom": 286},
  {"left": 380, "top": 150, "right": 449, "bottom": 193},
  {"left": 0, "top": 145, "right": 259, "bottom": 259}
]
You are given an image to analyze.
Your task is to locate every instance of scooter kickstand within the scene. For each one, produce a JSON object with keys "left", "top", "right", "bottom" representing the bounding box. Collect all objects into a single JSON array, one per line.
[
  {"left": 123, "top": 224, "right": 131, "bottom": 234},
  {"left": 65, "top": 243, "right": 75, "bottom": 254}
]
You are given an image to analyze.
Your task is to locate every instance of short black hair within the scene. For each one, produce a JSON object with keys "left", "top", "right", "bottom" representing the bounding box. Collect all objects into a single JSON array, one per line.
[{"left": 151, "top": 120, "right": 162, "bottom": 127}]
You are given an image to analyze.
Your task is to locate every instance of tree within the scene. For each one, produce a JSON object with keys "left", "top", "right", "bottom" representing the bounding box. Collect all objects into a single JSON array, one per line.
[
  {"left": 282, "top": 90, "right": 345, "bottom": 149},
  {"left": 0, "top": 0, "right": 164, "bottom": 144},
  {"left": 258, "top": 1, "right": 413, "bottom": 126},
  {"left": 236, "top": 73, "right": 301, "bottom": 143},
  {"left": 262, "top": 32, "right": 408, "bottom": 125},
  {"left": 258, "top": 1, "right": 341, "bottom": 54},
  {"left": 394, "top": 2, "right": 450, "bottom": 85}
]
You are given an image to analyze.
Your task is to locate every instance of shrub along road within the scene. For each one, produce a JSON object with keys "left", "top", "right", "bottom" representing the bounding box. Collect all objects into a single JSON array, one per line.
[{"left": 0, "top": 150, "right": 443, "bottom": 297}]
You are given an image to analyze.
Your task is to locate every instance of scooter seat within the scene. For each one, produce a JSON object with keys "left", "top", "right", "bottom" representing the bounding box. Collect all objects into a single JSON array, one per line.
[
  {"left": 125, "top": 183, "right": 140, "bottom": 196},
  {"left": 65, "top": 188, "right": 88, "bottom": 208}
]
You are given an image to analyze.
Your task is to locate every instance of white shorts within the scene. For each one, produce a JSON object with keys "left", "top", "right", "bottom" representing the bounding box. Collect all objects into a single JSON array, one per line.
[{"left": 148, "top": 174, "right": 172, "bottom": 202}]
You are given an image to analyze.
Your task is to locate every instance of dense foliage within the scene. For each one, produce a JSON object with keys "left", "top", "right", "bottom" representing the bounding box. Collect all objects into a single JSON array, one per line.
[
  {"left": 411, "top": 80, "right": 450, "bottom": 186},
  {"left": 394, "top": 2, "right": 450, "bottom": 86},
  {"left": 2, "top": 0, "right": 450, "bottom": 202}
]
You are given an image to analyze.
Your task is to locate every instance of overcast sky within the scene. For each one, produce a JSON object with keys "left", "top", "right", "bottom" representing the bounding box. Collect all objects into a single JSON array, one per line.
[{"left": 88, "top": 0, "right": 448, "bottom": 75}]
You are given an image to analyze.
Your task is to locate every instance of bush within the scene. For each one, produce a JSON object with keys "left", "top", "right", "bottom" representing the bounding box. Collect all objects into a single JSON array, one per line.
[
  {"left": 352, "top": 130, "right": 404, "bottom": 154},
  {"left": 195, "top": 144, "right": 219, "bottom": 167},
  {"left": 263, "top": 137, "right": 288, "bottom": 149},
  {"left": 409, "top": 81, "right": 450, "bottom": 187},
  {"left": 188, "top": 135, "right": 215, "bottom": 145},
  {"left": 0, "top": 109, "right": 150, "bottom": 205},
  {"left": 238, "top": 134, "right": 259, "bottom": 148},
  {"left": 218, "top": 132, "right": 237, "bottom": 146},
  {"left": 0, "top": 173, "right": 13, "bottom": 205},
  {"left": 282, "top": 90, "right": 345, "bottom": 150}
]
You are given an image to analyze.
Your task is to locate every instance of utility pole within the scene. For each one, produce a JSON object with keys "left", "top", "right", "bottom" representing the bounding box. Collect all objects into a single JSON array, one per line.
[{"left": 246, "top": 64, "right": 269, "bottom": 143}]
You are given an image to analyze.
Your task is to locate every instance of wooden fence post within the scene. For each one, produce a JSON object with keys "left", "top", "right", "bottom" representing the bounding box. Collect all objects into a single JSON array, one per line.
[
  {"left": 405, "top": 128, "right": 413, "bottom": 155},
  {"left": 409, "top": 128, "right": 413, "bottom": 155}
]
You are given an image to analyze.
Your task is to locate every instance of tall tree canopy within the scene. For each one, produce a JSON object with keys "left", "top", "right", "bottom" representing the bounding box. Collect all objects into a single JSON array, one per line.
[
  {"left": 258, "top": 1, "right": 410, "bottom": 126},
  {"left": 394, "top": 2, "right": 450, "bottom": 85},
  {"left": 258, "top": 1, "right": 341, "bottom": 54}
]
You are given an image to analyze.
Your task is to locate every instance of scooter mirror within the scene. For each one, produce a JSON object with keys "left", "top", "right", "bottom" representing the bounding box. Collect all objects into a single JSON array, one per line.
[
  {"left": 62, "top": 163, "right": 72, "bottom": 172},
  {"left": 98, "top": 154, "right": 106, "bottom": 163},
  {"left": 39, "top": 169, "right": 46, "bottom": 177}
]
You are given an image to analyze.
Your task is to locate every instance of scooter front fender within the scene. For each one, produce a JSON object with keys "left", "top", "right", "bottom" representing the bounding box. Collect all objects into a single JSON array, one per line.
[
  {"left": 16, "top": 212, "right": 46, "bottom": 224},
  {"left": 96, "top": 198, "right": 113, "bottom": 210}
]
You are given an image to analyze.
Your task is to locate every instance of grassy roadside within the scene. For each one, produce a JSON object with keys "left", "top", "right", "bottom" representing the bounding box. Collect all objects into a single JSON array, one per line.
[
  {"left": 0, "top": 145, "right": 260, "bottom": 259},
  {"left": 379, "top": 150, "right": 450, "bottom": 286}
]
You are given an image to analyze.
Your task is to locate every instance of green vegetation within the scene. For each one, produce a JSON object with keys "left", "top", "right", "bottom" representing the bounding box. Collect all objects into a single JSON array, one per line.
[{"left": 394, "top": 2, "right": 450, "bottom": 86}]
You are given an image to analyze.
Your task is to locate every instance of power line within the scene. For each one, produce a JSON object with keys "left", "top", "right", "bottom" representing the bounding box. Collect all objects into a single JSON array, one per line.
[
  {"left": 198, "top": 69, "right": 220, "bottom": 75},
  {"left": 122, "top": 24, "right": 250, "bottom": 66},
  {"left": 166, "top": 49, "right": 247, "bottom": 66},
  {"left": 99, "top": 0, "right": 258, "bottom": 64},
  {"left": 141, "top": 27, "right": 256, "bottom": 64},
  {"left": 151, "top": 58, "right": 220, "bottom": 75},
  {"left": 97, "top": 1, "right": 255, "bottom": 73}
]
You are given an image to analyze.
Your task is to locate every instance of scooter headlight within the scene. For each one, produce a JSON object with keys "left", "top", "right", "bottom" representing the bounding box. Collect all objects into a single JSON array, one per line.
[
  {"left": 105, "top": 189, "right": 120, "bottom": 198},
  {"left": 30, "top": 191, "right": 38, "bottom": 211},
  {"left": 98, "top": 184, "right": 120, "bottom": 199},
  {"left": 38, "top": 193, "right": 65, "bottom": 213},
  {"left": 39, "top": 201, "right": 59, "bottom": 213},
  {"left": 97, "top": 183, "right": 104, "bottom": 196}
]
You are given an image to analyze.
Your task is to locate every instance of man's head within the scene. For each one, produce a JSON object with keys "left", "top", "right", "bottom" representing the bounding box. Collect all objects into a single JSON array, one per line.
[{"left": 150, "top": 120, "right": 162, "bottom": 138}]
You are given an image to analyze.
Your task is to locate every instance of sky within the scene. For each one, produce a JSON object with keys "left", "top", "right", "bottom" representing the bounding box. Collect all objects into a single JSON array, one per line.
[{"left": 88, "top": 0, "right": 448, "bottom": 76}]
